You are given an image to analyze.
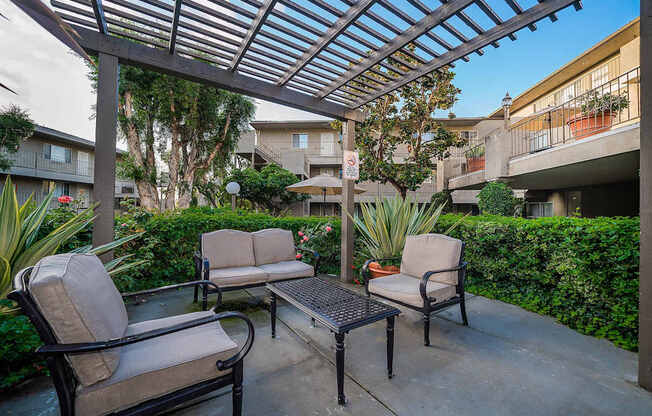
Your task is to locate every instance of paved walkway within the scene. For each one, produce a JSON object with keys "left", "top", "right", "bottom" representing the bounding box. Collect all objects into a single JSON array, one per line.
[{"left": 2, "top": 277, "right": 651, "bottom": 415}]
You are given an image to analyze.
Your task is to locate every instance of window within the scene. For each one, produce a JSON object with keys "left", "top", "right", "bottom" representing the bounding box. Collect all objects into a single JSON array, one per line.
[
  {"left": 458, "top": 130, "right": 478, "bottom": 140},
  {"left": 121, "top": 186, "right": 135, "bottom": 194},
  {"left": 320, "top": 133, "right": 335, "bottom": 155},
  {"left": 554, "top": 81, "right": 581, "bottom": 105},
  {"left": 591, "top": 65, "right": 609, "bottom": 89},
  {"left": 77, "top": 151, "right": 90, "bottom": 175},
  {"left": 43, "top": 143, "right": 71, "bottom": 163},
  {"left": 320, "top": 168, "right": 334, "bottom": 176},
  {"left": 292, "top": 133, "right": 308, "bottom": 149},
  {"left": 526, "top": 202, "right": 553, "bottom": 218},
  {"left": 529, "top": 130, "right": 550, "bottom": 153},
  {"left": 42, "top": 180, "right": 70, "bottom": 197}
]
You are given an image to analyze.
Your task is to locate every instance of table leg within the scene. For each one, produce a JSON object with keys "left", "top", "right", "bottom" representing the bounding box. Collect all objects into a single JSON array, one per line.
[
  {"left": 335, "top": 332, "right": 346, "bottom": 405},
  {"left": 270, "top": 292, "right": 276, "bottom": 338},
  {"left": 386, "top": 316, "right": 395, "bottom": 379}
]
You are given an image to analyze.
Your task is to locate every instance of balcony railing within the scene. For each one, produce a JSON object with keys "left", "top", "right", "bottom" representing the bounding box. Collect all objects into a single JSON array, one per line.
[
  {"left": 510, "top": 66, "right": 640, "bottom": 158},
  {"left": 2, "top": 150, "right": 94, "bottom": 178},
  {"left": 255, "top": 143, "right": 282, "bottom": 165}
]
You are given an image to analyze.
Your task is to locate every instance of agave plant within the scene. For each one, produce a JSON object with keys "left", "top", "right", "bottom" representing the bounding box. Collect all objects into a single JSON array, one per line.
[
  {"left": 0, "top": 176, "right": 145, "bottom": 305},
  {"left": 350, "top": 195, "right": 466, "bottom": 259}
]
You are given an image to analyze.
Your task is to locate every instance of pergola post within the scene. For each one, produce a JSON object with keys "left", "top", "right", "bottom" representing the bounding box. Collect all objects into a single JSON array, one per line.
[
  {"left": 340, "top": 120, "right": 355, "bottom": 283},
  {"left": 639, "top": 0, "right": 652, "bottom": 391},
  {"left": 92, "top": 52, "right": 119, "bottom": 260}
]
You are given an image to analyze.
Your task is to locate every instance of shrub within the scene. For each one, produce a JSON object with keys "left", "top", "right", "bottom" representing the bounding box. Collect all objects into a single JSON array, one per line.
[
  {"left": 433, "top": 214, "right": 639, "bottom": 351},
  {"left": 0, "top": 305, "right": 45, "bottom": 392},
  {"left": 477, "top": 182, "right": 520, "bottom": 216}
]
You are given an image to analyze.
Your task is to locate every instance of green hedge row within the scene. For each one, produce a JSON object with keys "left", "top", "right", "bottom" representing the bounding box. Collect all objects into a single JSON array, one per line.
[{"left": 433, "top": 214, "right": 639, "bottom": 351}]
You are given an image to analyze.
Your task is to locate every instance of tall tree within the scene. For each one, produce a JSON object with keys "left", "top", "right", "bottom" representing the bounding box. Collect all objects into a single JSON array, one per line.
[{"left": 0, "top": 105, "right": 34, "bottom": 171}]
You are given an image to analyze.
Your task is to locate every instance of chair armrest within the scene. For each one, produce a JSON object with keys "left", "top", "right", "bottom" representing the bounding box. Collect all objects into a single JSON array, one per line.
[
  {"left": 37, "top": 310, "right": 253, "bottom": 359},
  {"left": 122, "top": 280, "right": 223, "bottom": 307},
  {"left": 419, "top": 262, "right": 468, "bottom": 302},
  {"left": 296, "top": 247, "right": 321, "bottom": 275},
  {"left": 362, "top": 257, "right": 401, "bottom": 295}
]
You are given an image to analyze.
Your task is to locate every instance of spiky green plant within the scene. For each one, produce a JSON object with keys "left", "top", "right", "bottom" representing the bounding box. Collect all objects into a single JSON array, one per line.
[
  {"left": 350, "top": 195, "right": 466, "bottom": 259},
  {"left": 0, "top": 176, "right": 145, "bottom": 306}
]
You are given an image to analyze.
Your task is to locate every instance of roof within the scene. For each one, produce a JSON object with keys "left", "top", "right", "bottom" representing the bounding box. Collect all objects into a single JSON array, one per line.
[
  {"left": 489, "top": 17, "right": 640, "bottom": 118},
  {"left": 33, "top": 125, "right": 126, "bottom": 155},
  {"left": 22, "top": 0, "right": 583, "bottom": 120}
]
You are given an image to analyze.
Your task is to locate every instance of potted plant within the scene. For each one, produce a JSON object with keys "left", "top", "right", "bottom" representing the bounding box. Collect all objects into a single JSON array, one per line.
[
  {"left": 465, "top": 145, "right": 485, "bottom": 173},
  {"left": 350, "top": 195, "right": 465, "bottom": 279},
  {"left": 567, "top": 91, "right": 629, "bottom": 139}
]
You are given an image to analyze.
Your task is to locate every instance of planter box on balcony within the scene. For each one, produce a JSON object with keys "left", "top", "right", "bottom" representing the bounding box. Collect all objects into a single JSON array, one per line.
[
  {"left": 466, "top": 156, "right": 485, "bottom": 173},
  {"left": 567, "top": 111, "right": 615, "bottom": 140}
]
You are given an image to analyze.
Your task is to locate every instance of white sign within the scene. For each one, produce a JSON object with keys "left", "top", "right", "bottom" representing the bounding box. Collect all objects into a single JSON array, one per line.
[{"left": 342, "top": 150, "right": 359, "bottom": 180}]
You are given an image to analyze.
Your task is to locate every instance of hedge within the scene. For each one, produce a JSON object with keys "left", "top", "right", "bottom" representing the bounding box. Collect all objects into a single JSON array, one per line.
[{"left": 433, "top": 214, "right": 639, "bottom": 351}]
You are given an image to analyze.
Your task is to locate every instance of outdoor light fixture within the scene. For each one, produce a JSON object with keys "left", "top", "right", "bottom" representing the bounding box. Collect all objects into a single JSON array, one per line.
[
  {"left": 502, "top": 92, "right": 513, "bottom": 128},
  {"left": 226, "top": 181, "right": 240, "bottom": 212}
]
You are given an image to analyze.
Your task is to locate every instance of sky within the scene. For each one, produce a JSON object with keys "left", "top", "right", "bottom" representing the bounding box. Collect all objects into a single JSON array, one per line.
[{"left": 0, "top": 0, "right": 641, "bottom": 143}]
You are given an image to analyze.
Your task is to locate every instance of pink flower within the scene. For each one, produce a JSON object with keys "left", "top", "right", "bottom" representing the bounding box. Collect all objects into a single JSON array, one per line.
[
  {"left": 302, "top": 236, "right": 309, "bottom": 242},
  {"left": 325, "top": 226, "right": 332, "bottom": 232},
  {"left": 296, "top": 253, "right": 303, "bottom": 259},
  {"left": 121, "top": 223, "right": 127, "bottom": 227},
  {"left": 298, "top": 231, "right": 304, "bottom": 237},
  {"left": 57, "top": 195, "right": 72, "bottom": 204}
]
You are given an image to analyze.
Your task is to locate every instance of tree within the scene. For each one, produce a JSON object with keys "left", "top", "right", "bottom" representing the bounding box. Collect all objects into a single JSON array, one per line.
[
  {"left": 431, "top": 189, "right": 454, "bottom": 214},
  {"left": 223, "top": 164, "right": 309, "bottom": 215},
  {"left": 0, "top": 105, "right": 34, "bottom": 170},
  {"left": 477, "top": 182, "right": 519, "bottom": 216},
  {"left": 334, "top": 59, "right": 465, "bottom": 199},
  {"left": 89, "top": 64, "right": 255, "bottom": 210}
]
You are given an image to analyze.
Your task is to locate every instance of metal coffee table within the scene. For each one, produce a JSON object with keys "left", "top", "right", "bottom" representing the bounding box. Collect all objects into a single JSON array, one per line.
[{"left": 266, "top": 277, "right": 400, "bottom": 405}]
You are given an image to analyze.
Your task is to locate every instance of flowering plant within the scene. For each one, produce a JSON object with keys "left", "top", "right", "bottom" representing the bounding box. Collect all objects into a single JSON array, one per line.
[
  {"left": 295, "top": 222, "right": 339, "bottom": 274},
  {"left": 57, "top": 195, "right": 73, "bottom": 204}
]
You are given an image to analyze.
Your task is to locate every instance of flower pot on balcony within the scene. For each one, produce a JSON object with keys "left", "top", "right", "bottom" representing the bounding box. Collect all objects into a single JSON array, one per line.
[
  {"left": 466, "top": 156, "right": 485, "bottom": 173},
  {"left": 567, "top": 111, "right": 615, "bottom": 140},
  {"left": 367, "top": 261, "right": 400, "bottom": 279}
]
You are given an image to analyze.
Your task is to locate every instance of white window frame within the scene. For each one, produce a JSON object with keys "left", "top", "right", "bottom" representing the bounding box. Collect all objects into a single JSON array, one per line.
[
  {"left": 43, "top": 143, "right": 71, "bottom": 163},
  {"left": 591, "top": 64, "right": 609, "bottom": 89},
  {"left": 292, "top": 133, "right": 308, "bottom": 149}
]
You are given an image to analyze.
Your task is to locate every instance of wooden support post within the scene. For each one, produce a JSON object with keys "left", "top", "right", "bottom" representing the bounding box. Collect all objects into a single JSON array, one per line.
[
  {"left": 340, "top": 120, "right": 355, "bottom": 282},
  {"left": 639, "top": 0, "right": 652, "bottom": 391},
  {"left": 92, "top": 53, "right": 119, "bottom": 260}
]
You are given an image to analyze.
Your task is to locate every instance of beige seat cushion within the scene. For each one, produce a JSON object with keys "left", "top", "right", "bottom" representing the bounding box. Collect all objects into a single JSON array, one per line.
[
  {"left": 401, "top": 234, "right": 463, "bottom": 285},
  {"left": 368, "top": 273, "right": 457, "bottom": 307},
  {"left": 259, "top": 261, "right": 314, "bottom": 281},
  {"left": 252, "top": 228, "right": 296, "bottom": 266},
  {"left": 202, "top": 229, "right": 255, "bottom": 269},
  {"left": 76, "top": 311, "right": 238, "bottom": 416},
  {"left": 29, "top": 253, "right": 127, "bottom": 386},
  {"left": 208, "top": 266, "right": 268, "bottom": 288}
]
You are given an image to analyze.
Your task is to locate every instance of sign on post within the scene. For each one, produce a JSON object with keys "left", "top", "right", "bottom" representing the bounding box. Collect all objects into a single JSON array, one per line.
[{"left": 342, "top": 150, "right": 359, "bottom": 180}]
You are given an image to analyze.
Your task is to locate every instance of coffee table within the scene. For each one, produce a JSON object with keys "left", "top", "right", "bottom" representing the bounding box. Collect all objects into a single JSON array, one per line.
[{"left": 266, "top": 277, "right": 400, "bottom": 405}]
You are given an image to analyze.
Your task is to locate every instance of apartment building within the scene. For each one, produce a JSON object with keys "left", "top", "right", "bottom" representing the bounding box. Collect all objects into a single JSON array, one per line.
[
  {"left": 0, "top": 125, "right": 138, "bottom": 210},
  {"left": 439, "top": 18, "right": 641, "bottom": 218},
  {"left": 240, "top": 118, "right": 501, "bottom": 216}
]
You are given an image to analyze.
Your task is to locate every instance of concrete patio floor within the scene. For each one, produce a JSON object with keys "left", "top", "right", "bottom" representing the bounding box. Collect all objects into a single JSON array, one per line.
[{"left": 2, "top": 276, "right": 651, "bottom": 415}]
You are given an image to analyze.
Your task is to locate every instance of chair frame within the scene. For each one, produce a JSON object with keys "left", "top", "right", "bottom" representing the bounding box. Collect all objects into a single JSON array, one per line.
[
  {"left": 362, "top": 242, "right": 469, "bottom": 346},
  {"left": 193, "top": 233, "right": 320, "bottom": 310},
  {"left": 8, "top": 267, "right": 255, "bottom": 416}
]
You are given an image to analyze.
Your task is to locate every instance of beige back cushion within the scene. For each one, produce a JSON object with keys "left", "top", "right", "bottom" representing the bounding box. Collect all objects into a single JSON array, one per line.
[
  {"left": 252, "top": 228, "right": 296, "bottom": 266},
  {"left": 28, "top": 253, "right": 128, "bottom": 386},
  {"left": 202, "top": 229, "right": 255, "bottom": 269},
  {"left": 400, "top": 234, "right": 463, "bottom": 285}
]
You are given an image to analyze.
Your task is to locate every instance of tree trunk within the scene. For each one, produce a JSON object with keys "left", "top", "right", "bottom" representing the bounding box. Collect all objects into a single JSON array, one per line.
[{"left": 165, "top": 99, "right": 181, "bottom": 210}]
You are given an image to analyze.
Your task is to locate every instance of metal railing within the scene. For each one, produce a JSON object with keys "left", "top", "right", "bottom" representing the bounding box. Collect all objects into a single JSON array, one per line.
[
  {"left": 1, "top": 150, "right": 94, "bottom": 177},
  {"left": 255, "top": 143, "right": 282, "bottom": 165},
  {"left": 510, "top": 66, "right": 640, "bottom": 158}
]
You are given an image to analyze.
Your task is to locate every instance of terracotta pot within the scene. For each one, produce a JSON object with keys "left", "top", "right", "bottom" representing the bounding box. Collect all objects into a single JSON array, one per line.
[
  {"left": 367, "top": 262, "right": 400, "bottom": 279},
  {"left": 567, "top": 111, "right": 615, "bottom": 140},
  {"left": 466, "top": 156, "right": 485, "bottom": 173}
]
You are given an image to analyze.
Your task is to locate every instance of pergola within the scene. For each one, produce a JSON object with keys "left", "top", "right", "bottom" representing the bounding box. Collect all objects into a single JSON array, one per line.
[{"left": 12, "top": 0, "right": 652, "bottom": 391}]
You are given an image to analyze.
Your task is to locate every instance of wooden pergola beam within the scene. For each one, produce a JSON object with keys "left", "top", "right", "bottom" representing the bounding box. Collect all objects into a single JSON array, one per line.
[
  {"left": 168, "top": 0, "right": 182, "bottom": 54},
  {"left": 277, "top": 0, "right": 376, "bottom": 86},
  {"left": 70, "top": 25, "right": 364, "bottom": 121},
  {"left": 352, "top": 0, "right": 582, "bottom": 106},
  {"left": 505, "top": 0, "right": 537, "bottom": 31},
  {"left": 90, "top": 0, "right": 107, "bottom": 34},
  {"left": 316, "top": 0, "right": 477, "bottom": 99},
  {"left": 230, "top": 0, "right": 278, "bottom": 71}
]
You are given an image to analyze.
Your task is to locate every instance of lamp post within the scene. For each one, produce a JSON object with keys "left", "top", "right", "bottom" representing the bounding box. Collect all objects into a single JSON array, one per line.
[
  {"left": 226, "top": 181, "right": 240, "bottom": 212},
  {"left": 502, "top": 92, "right": 513, "bottom": 130}
]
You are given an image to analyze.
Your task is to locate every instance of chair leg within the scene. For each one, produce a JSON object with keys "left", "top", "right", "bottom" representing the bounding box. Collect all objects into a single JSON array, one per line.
[
  {"left": 423, "top": 311, "right": 431, "bottom": 347},
  {"left": 232, "top": 360, "right": 243, "bottom": 416},
  {"left": 460, "top": 297, "right": 469, "bottom": 326}
]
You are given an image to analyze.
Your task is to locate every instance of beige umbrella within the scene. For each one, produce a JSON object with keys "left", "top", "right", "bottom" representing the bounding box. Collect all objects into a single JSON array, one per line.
[{"left": 286, "top": 175, "right": 366, "bottom": 216}]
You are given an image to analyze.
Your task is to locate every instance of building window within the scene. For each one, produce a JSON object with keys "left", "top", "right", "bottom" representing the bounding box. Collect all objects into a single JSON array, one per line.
[
  {"left": 554, "top": 80, "right": 581, "bottom": 106},
  {"left": 526, "top": 202, "right": 553, "bottom": 218},
  {"left": 43, "top": 180, "right": 70, "bottom": 197},
  {"left": 591, "top": 64, "right": 609, "bottom": 89},
  {"left": 292, "top": 133, "right": 308, "bottom": 149},
  {"left": 43, "top": 143, "right": 71, "bottom": 163},
  {"left": 77, "top": 151, "right": 90, "bottom": 175},
  {"left": 121, "top": 186, "right": 134, "bottom": 194}
]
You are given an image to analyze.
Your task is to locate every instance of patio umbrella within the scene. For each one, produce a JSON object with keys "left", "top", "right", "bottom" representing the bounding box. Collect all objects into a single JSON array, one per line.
[{"left": 286, "top": 175, "right": 366, "bottom": 216}]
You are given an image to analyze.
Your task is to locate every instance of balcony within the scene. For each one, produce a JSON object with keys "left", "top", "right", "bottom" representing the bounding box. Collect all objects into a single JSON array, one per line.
[
  {"left": 1, "top": 150, "right": 94, "bottom": 183},
  {"left": 510, "top": 67, "right": 640, "bottom": 158}
]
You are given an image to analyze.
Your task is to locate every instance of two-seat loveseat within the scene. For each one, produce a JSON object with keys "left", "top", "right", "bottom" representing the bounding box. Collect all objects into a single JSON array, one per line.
[{"left": 194, "top": 228, "right": 319, "bottom": 309}]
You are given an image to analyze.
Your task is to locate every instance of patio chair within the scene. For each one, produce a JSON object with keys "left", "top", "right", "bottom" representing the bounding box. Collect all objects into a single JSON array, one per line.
[
  {"left": 362, "top": 234, "right": 468, "bottom": 346},
  {"left": 8, "top": 253, "right": 255, "bottom": 416}
]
